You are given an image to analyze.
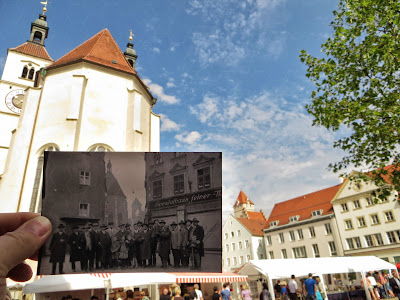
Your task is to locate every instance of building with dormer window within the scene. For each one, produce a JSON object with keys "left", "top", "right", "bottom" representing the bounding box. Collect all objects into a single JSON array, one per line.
[{"left": 223, "top": 190, "right": 268, "bottom": 272}]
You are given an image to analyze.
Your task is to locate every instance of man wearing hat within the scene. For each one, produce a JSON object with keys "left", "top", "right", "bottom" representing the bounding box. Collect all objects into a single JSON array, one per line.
[
  {"left": 107, "top": 222, "right": 118, "bottom": 239},
  {"left": 139, "top": 223, "right": 152, "bottom": 267},
  {"left": 158, "top": 220, "right": 171, "bottom": 268},
  {"left": 148, "top": 221, "right": 156, "bottom": 267},
  {"left": 181, "top": 219, "right": 192, "bottom": 267},
  {"left": 98, "top": 225, "right": 111, "bottom": 269},
  {"left": 170, "top": 222, "right": 182, "bottom": 268},
  {"left": 189, "top": 217, "right": 204, "bottom": 270},
  {"left": 179, "top": 220, "right": 188, "bottom": 267},
  {"left": 150, "top": 220, "right": 161, "bottom": 267},
  {"left": 49, "top": 224, "right": 68, "bottom": 274},
  {"left": 68, "top": 226, "right": 83, "bottom": 272},
  {"left": 87, "top": 223, "right": 97, "bottom": 271}
]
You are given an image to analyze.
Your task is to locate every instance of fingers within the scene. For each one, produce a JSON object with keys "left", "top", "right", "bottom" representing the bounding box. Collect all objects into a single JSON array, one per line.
[
  {"left": 7, "top": 262, "right": 33, "bottom": 282},
  {"left": 0, "top": 216, "right": 52, "bottom": 278},
  {"left": 0, "top": 213, "right": 40, "bottom": 235}
]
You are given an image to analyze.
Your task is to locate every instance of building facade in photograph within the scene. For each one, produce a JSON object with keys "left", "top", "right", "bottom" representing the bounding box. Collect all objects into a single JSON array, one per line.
[
  {"left": 223, "top": 191, "right": 268, "bottom": 272},
  {"left": 144, "top": 152, "right": 222, "bottom": 252},
  {"left": 332, "top": 170, "right": 400, "bottom": 265},
  {"left": 0, "top": 6, "right": 161, "bottom": 214},
  {"left": 263, "top": 184, "right": 344, "bottom": 261}
]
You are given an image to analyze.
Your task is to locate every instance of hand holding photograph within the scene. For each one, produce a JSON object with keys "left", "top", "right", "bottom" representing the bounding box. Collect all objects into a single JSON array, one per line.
[{"left": 38, "top": 152, "right": 222, "bottom": 275}]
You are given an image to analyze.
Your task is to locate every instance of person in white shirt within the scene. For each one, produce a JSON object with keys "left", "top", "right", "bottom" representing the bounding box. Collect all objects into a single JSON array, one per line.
[
  {"left": 194, "top": 284, "right": 204, "bottom": 300},
  {"left": 288, "top": 275, "right": 299, "bottom": 300}
]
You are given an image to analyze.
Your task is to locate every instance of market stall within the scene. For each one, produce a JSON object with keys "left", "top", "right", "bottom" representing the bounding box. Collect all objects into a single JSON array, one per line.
[{"left": 239, "top": 256, "right": 396, "bottom": 300}]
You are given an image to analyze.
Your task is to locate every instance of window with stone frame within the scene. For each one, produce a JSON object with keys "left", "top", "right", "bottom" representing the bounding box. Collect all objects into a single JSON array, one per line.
[
  {"left": 173, "top": 174, "right": 185, "bottom": 194},
  {"left": 289, "top": 230, "right": 296, "bottom": 241},
  {"left": 344, "top": 219, "right": 353, "bottom": 230},
  {"left": 384, "top": 211, "right": 395, "bottom": 222},
  {"left": 309, "top": 226, "right": 316, "bottom": 238},
  {"left": 357, "top": 216, "right": 367, "bottom": 227},
  {"left": 281, "top": 249, "right": 287, "bottom": 259},
  {"left": 21, "top": 66, "right": 28, "bottom": 78},
  {"left": 79, "top": 203, "right": 89, "bottom": 217},
  {"left": 328, "top": 241, "right": 337, "bottom": 256},
  {"left": 153, "top": 180, "right": 162, "bottom": 199},
  {"left": 269, "top": 251, "right": 274, "bottom": 259},
  {"left": 293, "top": 246, "right": 307, "bottom": 258},
  {"left": 266, "top": 235, "right": 272, "bottom": 245},
  {"left": 197, "top": 166, "right": 211, "bottom": 190},
  {"left": 79, "top": 171, "right": 90, "bottom": 185},
  {"left": 239, "top": 241, "right": 243, "bottom": 249},
  {"left": 353, "top": 199, "right": 361, "bottom": 209},
  {"left": 341, "top": 203, "right": 349, "bottom": 212},
  {"left": 279, "top": 232, "right": 285, "bottom": 243},
  {"left": 325, "top": 223, "right": 332, "bottom": 235},
  {"left": 370, "top": 213, "right": 380, "bottom": 225},
  {"left": 298, "top": 229, "right": 304, "bottom": 240},
  {"left": 387, "top": 231, "right": 397, "bottom": 244},
  {"left": 366, "top": 197, "right": 374, "bottom": 206},
  {"left": 312, "top": 244, "right": 320, "bottom": 257}
]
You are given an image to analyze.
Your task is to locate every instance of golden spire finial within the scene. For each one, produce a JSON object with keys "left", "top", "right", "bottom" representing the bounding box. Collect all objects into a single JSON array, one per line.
[
  {"left": 40, "top": 0, "right": 48, "bottom": 14},
  {"left": 129, "top": 29, "right": 134, "bottom": 42}
]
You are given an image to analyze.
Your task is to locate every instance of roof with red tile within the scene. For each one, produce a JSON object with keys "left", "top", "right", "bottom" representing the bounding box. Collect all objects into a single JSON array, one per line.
[
  {"left": 237, "top": 217, "right": 267, "bottom": 237},
  {"left": 9, "top": 42, "right": 53, "bottom": 61},
  {"left": 247, "top": 211, "right": 266, "bottom": 222},
  {"left": 265, "top": 184, "right": 343, "bottom": 229},
  {"left": 47, "top": 29, "right": 135, "bottom": 75},
  {"left": 233, "top": 190, "right": 254, "bottom": 207}
]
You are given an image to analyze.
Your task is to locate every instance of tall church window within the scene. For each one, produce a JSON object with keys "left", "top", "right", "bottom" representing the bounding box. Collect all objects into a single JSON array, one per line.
[
  {"left": 28, "top": 68, "right": 35, "bottom": 80},
  {"left": 33, "top": 31, "right": 42, "bottom": 43},
  {"left": 30, "top": 145, "right": 60, "bottom": 212},
  {"left": 34, "top": 70, "right": 40, "bottom": 87},
  {"left": 21, "top": 66, "right": 28, "bottom": 78},
  {"left": 88, "top": 144, "right": 113, "bottom": 152}
]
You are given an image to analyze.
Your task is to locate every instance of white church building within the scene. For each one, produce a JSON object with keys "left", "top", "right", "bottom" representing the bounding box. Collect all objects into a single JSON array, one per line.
[{"left": 0, "top": 5, "right": 160, "bottom": 214}]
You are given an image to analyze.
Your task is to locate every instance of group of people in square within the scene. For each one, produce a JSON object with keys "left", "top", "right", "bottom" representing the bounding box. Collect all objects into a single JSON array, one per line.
[{"left": 48, "top": 217, "right": 204, "bottom": 274}]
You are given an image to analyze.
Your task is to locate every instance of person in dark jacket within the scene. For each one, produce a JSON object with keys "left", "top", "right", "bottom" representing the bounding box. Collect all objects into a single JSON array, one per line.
[
  {"left": 189, "top": 218, "right": 204, "bottom": 269},
  {"left": 389, "top": 270, "right": 400, "bottom": 298},
  {"left": 139, "top": 223, "right": 152, "bottom": 267},
  {"left": 49, "top": 224, "right": 68, "bottom": 274},
  {"left": 68, "top": 226, "right": 82, "bottom": 272},
  {"left": 158, "top": 220, "right": 171, "bottom": 269}
]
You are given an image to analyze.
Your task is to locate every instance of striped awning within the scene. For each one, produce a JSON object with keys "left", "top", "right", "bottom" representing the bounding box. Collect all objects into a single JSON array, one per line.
[{"left": 174, "top": 273, "right": 247, "bottom": 283}]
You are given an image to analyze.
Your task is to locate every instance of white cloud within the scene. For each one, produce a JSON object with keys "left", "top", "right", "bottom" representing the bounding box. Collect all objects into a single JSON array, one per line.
[
  {"left": 175, "top": 131, "right": 201, "bottom": 145},
  {"left": 152, "top": 47, "right": 160, "bottom": 53},
  {"left": 189, "top": 96, "right": 220, "bottom": 123},
  {"left": 159, "top": 113, "right": 181, "bottom": 132},
  {"left": 142, "top": 79, "right": 179, "bottom": 104},
  {"left": 166, "top": 78, "right": 176, "bottom": 88}
]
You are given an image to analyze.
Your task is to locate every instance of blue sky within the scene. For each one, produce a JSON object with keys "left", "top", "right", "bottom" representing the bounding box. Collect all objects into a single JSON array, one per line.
[{"left": 0, "top": 0, "right": 347, "bottom": 218}]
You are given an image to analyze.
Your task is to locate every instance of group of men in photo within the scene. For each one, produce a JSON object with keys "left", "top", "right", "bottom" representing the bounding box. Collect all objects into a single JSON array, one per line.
[{"left": 47, "top": 217, "right": 205, "bottom": 274}]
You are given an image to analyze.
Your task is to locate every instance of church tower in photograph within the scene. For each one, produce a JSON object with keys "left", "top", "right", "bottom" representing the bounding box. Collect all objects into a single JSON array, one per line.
[{"left": 0, "top": 4, "right": 161, "bottom": 214}]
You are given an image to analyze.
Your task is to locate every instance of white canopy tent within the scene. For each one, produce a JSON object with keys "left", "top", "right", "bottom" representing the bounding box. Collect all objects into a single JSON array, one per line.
[
  {"left": 239, "top": 256, "right": 396, "bottom": 300},
  {"left": 23, "top": 273, "right": 177, "bottom": 294}
]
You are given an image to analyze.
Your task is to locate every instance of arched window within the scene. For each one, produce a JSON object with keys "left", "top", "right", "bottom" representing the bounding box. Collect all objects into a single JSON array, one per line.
[
  {"left": 88, "top": 144, "right": 114, "bottom": 152},
  {"left": 33, "top": 31, "right": 42, "bottom": 43},
  {"left": 21, "top": 66, "right": 28, "bottom": 78},
  {"left": 28, "top": 68, "right": 35, "bottom": 80},
  {"left": 128, "top": 59, "right": 134, "bottom": 67},
  {"left": 34, "top": 70, "right": 40, "bottom": 87},
  {"left": 30, "top": 145, "right": 60, "bottom": 212}
]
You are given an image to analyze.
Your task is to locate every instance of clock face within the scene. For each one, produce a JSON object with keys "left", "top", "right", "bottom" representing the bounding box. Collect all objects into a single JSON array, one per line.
[{"left": 5, "top": 89, "right": 25, "bottom": 114}]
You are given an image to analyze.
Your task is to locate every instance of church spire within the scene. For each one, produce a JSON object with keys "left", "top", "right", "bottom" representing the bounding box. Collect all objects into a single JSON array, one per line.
[
  {"left": 124, "top": 29, "right": 138, "bottom": 70},
  {"left": 29, "top": 1, "right": 50, "bottom": 46}
]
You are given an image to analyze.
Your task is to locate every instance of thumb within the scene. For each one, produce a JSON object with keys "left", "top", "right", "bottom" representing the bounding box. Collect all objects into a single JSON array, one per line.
[{"left": 0, "top": 216, "right": 52, "bottom": 277}]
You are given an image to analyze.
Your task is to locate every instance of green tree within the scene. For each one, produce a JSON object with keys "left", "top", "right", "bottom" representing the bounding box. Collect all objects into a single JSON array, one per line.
[{"left": 300, "top": 0, "right": 400, "bottom": 198}]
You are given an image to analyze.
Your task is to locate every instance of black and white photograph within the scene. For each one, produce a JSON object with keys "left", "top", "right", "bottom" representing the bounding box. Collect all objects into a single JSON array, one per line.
[{"left": 38, "top": 152, "right": 222, "bottom": 275}]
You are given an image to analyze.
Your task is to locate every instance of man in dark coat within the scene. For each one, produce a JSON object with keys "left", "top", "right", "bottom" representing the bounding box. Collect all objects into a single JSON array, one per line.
[
  {"left": 68, "top": 226, "right": 83, "bottom": 272},
  {"left": 158, "top": 220, "right": 171, "bottom": 269},
  {"left": 190, "top": 218, "right": 204, "bottom": 269},
  {"left": 139, "top": 223, "right": 152, "bottom": 267},
  {"left": 389, "top": 270, "right": 400, "bottom": 298},
  {"left": 179, "top": 220, "right": 188, "bottom": 267},
  {"left": 182, "top": 219, "right": 192, "bottom": 267},
  {"left": 149, "top": 221, "right": 157, "bottom": 267},
  {"left": 87, "top": 223, "right": 97, "bottom": 271},
  {"left": 98, "top": 225, "right": 111, "bottom": 269},
  {"left": 49, "top": 224, "right": 68, "bottom": 274}
]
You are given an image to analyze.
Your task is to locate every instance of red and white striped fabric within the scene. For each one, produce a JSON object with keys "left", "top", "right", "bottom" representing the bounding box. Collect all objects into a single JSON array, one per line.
[
  {"left": 90, "top": 273, "right": 112, "bottom": 278},
  {"left": 174, "top": 273, "right": 247, "bottom": 283}
]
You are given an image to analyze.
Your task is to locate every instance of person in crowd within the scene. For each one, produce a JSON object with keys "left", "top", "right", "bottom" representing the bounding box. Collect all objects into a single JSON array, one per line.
[
  {"left": 125, "top": 223, "right": 132, "bottom": 237},
  {"left": 81, "top": 226, "right": 91, "bottom": 271},
  {"left": 93, "top": 223, "right": 103, "bottom": 270},
  {"left": 193, "top": 284, "right": 204, "bottom": 300},
  {"left": 149, "top": 221, "right": 157, "bottom": 267},
  {"left": 190, "top": 218, "right": 204, "bottom": 269},
  {"left": 315, "top": 277, "right": 325, "bottom": 300},
  {"left": 131, "top": 222, "right": 141, "bottom": 267},
  {"left": 136, "top": 222, "right": 143, "bottom": 266},
  {"left": 158, "top": 220, "right": 171, "bottom": 269},
  {"left": 383, "top": 271, "right": 395, "bottom": 298},
  {"left": 107, "top": 222, "right": 118, "bottom": 239},
  {"left": 126, "top": 233, "right": 137, "bottom": 268},
  {"left": 178, "top": 221, "right": 188, "bottom": 268},
  {"left": 280, "top": 281, "right": 289, "bottom": 300},
  {"left": 125, "top": 290, "right": 134, "bottom": 300},
  {"left": 212, "top": 286, "right": 221, "bottom": 300},
  {"left": 220, "top": 283, "right": 232, "bottom": 300},
  {"left": 160, "top": 288, "right": 171, "bottom": 300},
  {"left": 389, "top": 270, "right": 400, "bottom": 298},
  {"left": 170, "top": 222, "right": 182, "bottom": 268},
  {"left": 140, "top": 291, "right": 150, "bottom": 300},
  {"left": 119, "top": 235, "right": 129, "bottom": 268},
  {"left": 361, "top": 273, "right": 377, "bottom": 300},
  {"left": 68, "top": 226, "right": 82, "bottom": 272},
  {"left": 88, "top": 223, "right": 97, "bottom": 271},
  {"left": 375, "top": 271, "right": 387, "bottom": 298},
  {"left": 139, "top": 223, "right": 152, "bottom": 267},
  {"left": 49, "top": 224, "right": 68, "bottom": 274},
  {"left": 98, "top": 225, "right": 111, "bottom": 269},
  {"left": 261, "top": 282, "right": 271, "bottom": 300},
  {"left": 173, "top": 288, "right": 184, "bottom": 300},
  {"left": 240, "top": 284, "right": 252, "bottom": 300},
  {"left": 367, "top": 272, "right": 379, "bottom": 300},
  {"left": 182, "top": 219, "right": 192, "bottom": 268},
  {"left": 288, "top": 275, "right": 299, "bottom": 300},
  {"left": 111, "top": 235, "right": 120, "bottom": 269},
  {"left": 303, "top": 273, "right": 317, "bottom": 300},
  {"left": 274, "top": 280, "right": 282, "bottom": 298}
]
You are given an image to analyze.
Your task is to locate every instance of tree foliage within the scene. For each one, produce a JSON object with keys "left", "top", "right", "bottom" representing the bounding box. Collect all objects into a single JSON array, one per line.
[{"left": 300, "top": 0, "right": 400, "bottom": 198}]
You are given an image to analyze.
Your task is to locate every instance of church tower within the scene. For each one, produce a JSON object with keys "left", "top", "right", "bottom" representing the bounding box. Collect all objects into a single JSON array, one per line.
[
  {"left": 0, "top": 3, "right": 53, "bottom": 175},
  {"left": 233, "top": 190, "right": 255, "bottom": 218},
  {"left": 124, "top": 30, "right": 138, "bottom": 70}
]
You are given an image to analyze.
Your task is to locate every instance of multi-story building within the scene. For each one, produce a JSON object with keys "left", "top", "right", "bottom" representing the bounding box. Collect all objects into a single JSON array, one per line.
[
  {"left": 223, "top": 190, "right": 267, "bottom": 272},
  {"left": 263, "top": 184, "right": 344, "bottom": 260},
  {"left": 332, "top": 170, "right": 400, "bottom": 265},
  {"left": 144, "top": 152, "right": 222, "bottom": 258}
]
